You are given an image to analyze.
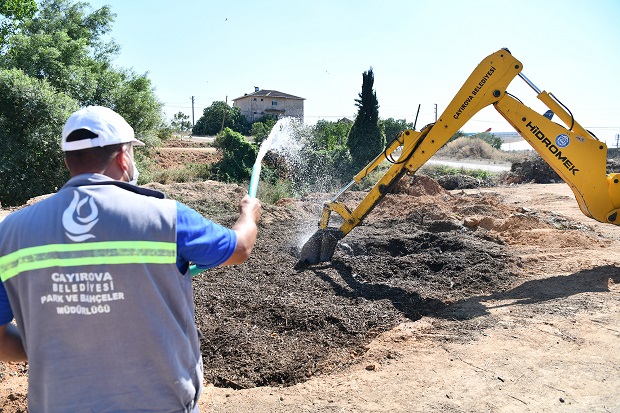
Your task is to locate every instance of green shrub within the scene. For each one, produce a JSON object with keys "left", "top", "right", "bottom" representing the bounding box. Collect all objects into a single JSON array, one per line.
[
  {"left": 420, "top": 164, "right": 492, "bottom": 180},
  {"left": 250, "top": 116, "right": 276, "bottom": 146},
  {"left": 256, "top": 178, "right": 294, "bottom": 204},
  {"left": 0, "top": 68, "right": 78, "bottom": 207},
  {"left": 212, "top": 128, "right": 257, "bottom": 183}
]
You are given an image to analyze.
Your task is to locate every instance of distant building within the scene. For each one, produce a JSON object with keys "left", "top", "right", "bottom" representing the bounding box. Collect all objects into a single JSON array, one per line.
[{"left": 233, "top": 87, "right": 304, "bottom": 122}]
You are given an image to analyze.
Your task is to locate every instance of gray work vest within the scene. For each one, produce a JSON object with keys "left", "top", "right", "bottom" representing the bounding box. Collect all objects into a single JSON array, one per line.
[{"left": 0, "top": 174, "right": 201, "bottom": 413}]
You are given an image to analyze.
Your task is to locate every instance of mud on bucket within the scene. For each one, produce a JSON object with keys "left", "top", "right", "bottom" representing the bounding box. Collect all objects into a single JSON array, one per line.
[{"left": 297, "top": 228, "right": 344, "bottom": 268}]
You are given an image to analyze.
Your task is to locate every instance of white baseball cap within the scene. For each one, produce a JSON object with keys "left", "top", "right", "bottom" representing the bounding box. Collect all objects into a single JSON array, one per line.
[{"left": 62, "top": 106, "right": 145, "bottom": 151}]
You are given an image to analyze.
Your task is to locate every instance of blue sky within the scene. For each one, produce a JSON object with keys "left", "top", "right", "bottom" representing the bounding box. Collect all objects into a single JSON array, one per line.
[{"left": 87, "top": 0, "right": 620, "bottom": 145}]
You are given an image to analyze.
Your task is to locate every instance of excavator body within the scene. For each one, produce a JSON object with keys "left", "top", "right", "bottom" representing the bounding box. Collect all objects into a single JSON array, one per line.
[{"left": 298, "top": 49, "right": 620, "bottom": 266}]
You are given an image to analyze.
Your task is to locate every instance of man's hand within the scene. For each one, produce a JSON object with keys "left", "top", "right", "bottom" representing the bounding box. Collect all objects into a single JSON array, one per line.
[
  {"left": 223, "top": 195, "right": 261, "bottom": 265},
  {"left": 239, "top": 194, "right": 261, "bottom": 225}
]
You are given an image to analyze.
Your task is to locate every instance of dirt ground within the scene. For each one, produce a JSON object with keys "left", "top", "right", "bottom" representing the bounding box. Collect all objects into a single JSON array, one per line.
[
  {"left": 1, "top": 155, "right": 619, "bottom": 412},
  {"left": 193, "top": 179, "right": 620, "bottom": 413}
]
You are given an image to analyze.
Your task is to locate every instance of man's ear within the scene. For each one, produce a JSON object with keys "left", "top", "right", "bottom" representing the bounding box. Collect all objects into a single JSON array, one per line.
[{"left": 116, "top": 145, "right": 130, "bottom": 172}]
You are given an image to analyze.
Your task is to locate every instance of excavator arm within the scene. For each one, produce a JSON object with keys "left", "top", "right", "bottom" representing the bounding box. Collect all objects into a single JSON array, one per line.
[{"left": 298, "top": 49, "right": 620, "bottom": 266}]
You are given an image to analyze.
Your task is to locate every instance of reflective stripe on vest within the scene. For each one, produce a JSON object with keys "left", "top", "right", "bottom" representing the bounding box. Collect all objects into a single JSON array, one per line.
[{"left": 0, "top": 241, "right": 177, "bottom": 282}]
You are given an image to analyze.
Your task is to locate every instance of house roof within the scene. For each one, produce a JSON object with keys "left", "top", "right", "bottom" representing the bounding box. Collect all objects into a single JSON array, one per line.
[{"left": 232, "top": 89, "right": 305, "bottom": 101}]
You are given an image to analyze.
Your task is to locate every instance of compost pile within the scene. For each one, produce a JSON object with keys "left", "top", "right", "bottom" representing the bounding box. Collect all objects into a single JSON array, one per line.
[{"left": 142, "top": 175, "right": 534, "bottom": 390}]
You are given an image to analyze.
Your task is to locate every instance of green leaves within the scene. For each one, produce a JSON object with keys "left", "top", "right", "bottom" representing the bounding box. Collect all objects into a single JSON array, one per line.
[
  {"left": 0, "top": 0, "right": 164, "bottom": 206},
  {"left": 193, "top": 101, "right": 246, "bottom": 136},
  {"left": 212, "top": 128, "right": 257, "bottom": 183},
  {"left": 0, "top": 68, "right": 78, "bottom": 206},
  {"left": 313, "top": 119, "right": 351, "bottom": 151},
  {"left": 380, "top": 118, "right": 414, "bottom": 142},
  {"left": 347, "top": 67, "right": 385, "bottom": 171},
  {"left": 0, "top": 0, "right": 36, "bottom": 47},
  {"left": 1, "top": 0, "right": 162, "bottom": 136},
  {"left": 171, "top": 112, "right": 192, "bottom": 134},
  {"left": 250, "top": 116, "right": 276, "bottom": 146},
  {"left": 0, "top": 0, "right": 36, "bottom": 16},
  {"left": 111, "top": 70, "right": 162, "bottom": 142}
]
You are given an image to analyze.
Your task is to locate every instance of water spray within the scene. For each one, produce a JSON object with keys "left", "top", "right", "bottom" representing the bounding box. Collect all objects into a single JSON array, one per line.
[{"left": 190, "top": 118, "right": 298, "bottom": 276}]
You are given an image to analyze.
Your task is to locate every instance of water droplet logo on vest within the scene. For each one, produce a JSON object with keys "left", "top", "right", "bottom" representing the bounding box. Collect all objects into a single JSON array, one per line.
[{"left": 62, "top": 191, "right": 99, "bottom": 242}]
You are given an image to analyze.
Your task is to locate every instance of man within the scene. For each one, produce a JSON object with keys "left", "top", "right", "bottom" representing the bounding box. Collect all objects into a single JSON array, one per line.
[{"left": 0, "top": 106, "right": 261, "bottom": 412}]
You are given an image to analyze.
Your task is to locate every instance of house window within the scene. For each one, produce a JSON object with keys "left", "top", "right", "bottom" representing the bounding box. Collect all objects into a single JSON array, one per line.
[{"left": 272, "top": 101, "right": 278, "bottom": 106}]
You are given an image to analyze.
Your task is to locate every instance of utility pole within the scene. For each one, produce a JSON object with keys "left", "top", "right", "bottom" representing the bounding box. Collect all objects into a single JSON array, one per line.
[
  {"left": 220, "top": 96, "right": 228, "bottom": 133},
  {"left": 191, "top": 96, "right": 195, "bottom": 126},
  {"left": 434, "top": 103, "right": 438, "bottom": 122}
]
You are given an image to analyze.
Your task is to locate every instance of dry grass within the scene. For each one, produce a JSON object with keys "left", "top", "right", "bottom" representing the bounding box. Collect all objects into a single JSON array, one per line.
[{"left": 437, "top": 137, "right": 507, "bottom": 161}]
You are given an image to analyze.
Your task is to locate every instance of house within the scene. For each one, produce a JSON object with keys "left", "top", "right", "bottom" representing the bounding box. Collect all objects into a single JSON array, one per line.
[{"left": 232, "top": 87, "right": 305, "bottom": 122}]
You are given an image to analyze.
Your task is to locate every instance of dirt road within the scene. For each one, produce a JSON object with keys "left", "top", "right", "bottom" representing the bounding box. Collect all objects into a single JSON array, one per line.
[{"left": 427, "top": 157, "right": 512, "bottom": 173}]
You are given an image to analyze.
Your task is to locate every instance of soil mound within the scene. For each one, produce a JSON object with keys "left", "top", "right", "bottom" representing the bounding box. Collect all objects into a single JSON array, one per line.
[
  {"left": 181, "top": 176, "right": 543, "bottom": 389},
  {"left": 436, "top": 173, "right": 488, "bottom": 190},
  {"left": 506, "top": 153, "right": 561, "bottom": 183},
  {"left": 390, "top": 175, "right": 446, "bottom": 196}
]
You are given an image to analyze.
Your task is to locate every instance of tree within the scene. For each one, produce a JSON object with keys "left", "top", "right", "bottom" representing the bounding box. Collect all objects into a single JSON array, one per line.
[
  {"left": 0, "top": 0, "right": 36, "bottom": 47},
  {"left": 111, "top": 70, "right": 163, "bottom": 144},
  {"left": 346, "top": 67, "right": 385, "bottom": 171},
  {"left": 171, "top": 111, "right": 192, "bottom": 134},
  {"left": 0, "top": 68, "right": 78, "bottom": 206},
  {"left": 250, "top": 115, "right": 276, "bottom": 146},
  {"left": 312, "top": 119, "right": 352, "bottom": 151},
  {"left": 380, "top": 118, "right": 413, "bottom": 142},
  {"left": 1, "top": 0, "right": 163, "bottom": 138},
  {"left": 477, "top": 132, "right": 502, "bottom": 149},
  {"left": 1, "top": 0, "right": 118, "bottom": 101},
  {"left": 193, "top": 101, "right": 247, "bottom": 136},
  {"left": 0, "top": 0, "right": 165, "bottom": 205}
]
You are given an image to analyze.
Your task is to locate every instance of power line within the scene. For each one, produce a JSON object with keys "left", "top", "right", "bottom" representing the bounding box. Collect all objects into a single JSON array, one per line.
[{"left": 162, "top": 104, "right": 193, "bottom": 109}]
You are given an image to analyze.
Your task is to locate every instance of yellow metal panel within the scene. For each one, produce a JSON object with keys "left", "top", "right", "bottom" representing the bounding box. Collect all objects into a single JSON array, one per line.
[
  {"left": 406, "top": 49, "right": 522, "bottom": 171},
  {"left": 316, "top": 48, "right": 620, "bottom": 248},
  {"left": 495, "top": 95, "right": 620, "bottom": 223}
]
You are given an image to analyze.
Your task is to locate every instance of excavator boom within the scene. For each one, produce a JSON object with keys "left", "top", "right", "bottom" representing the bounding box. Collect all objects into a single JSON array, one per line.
[{"left": 298, "top": 49, "right": 620, "bottom": 266}]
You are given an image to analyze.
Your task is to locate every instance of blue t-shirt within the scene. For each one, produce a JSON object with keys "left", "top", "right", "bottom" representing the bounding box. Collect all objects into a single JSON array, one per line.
[
  {"left": 0, "top": 284, "right": 10, "bottom": 326},
  {"left": 0, "top": 201, "right": 237, "bottom": 325},
  {"left": 175, "top": 201, "right": 237, "bottom": 273}
]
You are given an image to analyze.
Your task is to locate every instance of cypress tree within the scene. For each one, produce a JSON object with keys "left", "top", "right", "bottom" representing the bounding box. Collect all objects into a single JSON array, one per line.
[{"left": 347, "top": 67, "right": 385, "bottom": 171}]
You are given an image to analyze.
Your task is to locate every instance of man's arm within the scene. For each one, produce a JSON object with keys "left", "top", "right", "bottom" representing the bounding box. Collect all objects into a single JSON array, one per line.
[
  {"left": 222, "top": 195, "right": 261, "bottom": 266},
  {"left": 0, "top": 323, "right": 26, "bottom": 362},
  {"left": 176, "top": 195, "right": 261, "bottom": 271}
]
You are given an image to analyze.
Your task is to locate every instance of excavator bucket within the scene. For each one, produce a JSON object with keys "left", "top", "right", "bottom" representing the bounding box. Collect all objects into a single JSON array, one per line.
[{"left": 297, "top": 228, "right": 343, "bottom": 267}]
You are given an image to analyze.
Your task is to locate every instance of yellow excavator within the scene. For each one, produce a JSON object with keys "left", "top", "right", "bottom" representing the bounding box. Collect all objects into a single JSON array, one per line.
[{"left": 298, "top": 48, "right": 620, "bottom": 265}]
